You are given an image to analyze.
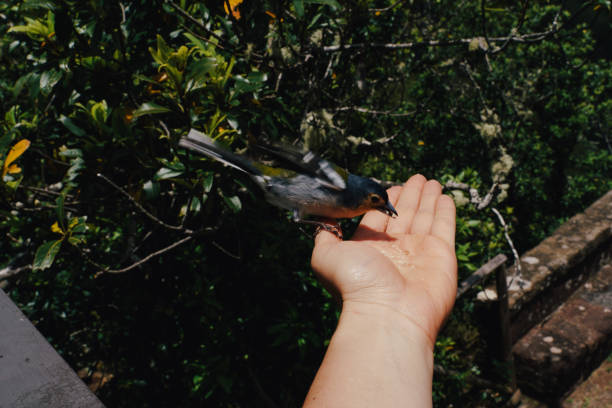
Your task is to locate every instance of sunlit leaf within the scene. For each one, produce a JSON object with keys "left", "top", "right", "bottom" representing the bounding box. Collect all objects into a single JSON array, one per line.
[
  {"left": 7, "top": 164, "right": 22, "bottom": 174},
  {"left": 143, "top": 180, "right": 160, "bottom": 200},
  {"left": 224, "top": 0, "right": 243, "bottom": 19},
  {"left": 51, "top": 221, "right": 64, "bottom": 234},
  {"left": 155, "top": 166, "right": 184, "bottom": 180},
  {"left": 203, "top": 173, "right": 214, "bottom": 192},
  {"left": 40, "top": 69, "right": 62, "bottom": 95},
  {"left": 223, "top": 195, "right": 242, "bottom": 213},
  {"left": 133, "top": 102, "right": 172, "bottom": 118},
  {"left": 90, "top": 100, "right": 109, "bottom": 125},
  {"left": 2, "top": 139, "right": 30, "bottom": 178}
]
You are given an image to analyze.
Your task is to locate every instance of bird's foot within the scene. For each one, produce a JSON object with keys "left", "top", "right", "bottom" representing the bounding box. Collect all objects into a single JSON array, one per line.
[
  {"left": 314, "top": 222, "right": 343, "bottom": 239},
  {"left": 297, "top": 219, "right": 342, "bottom": 239}
]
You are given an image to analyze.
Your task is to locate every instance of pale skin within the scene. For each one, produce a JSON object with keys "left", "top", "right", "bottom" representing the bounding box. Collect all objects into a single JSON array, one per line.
[{"left": 304, "top": 174, "right": 457, "bottom": 407}]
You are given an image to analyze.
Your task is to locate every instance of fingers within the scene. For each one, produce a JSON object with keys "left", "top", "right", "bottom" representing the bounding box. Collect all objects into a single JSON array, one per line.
[
  {"left": 353, "top": 185, "right": 402, "bottom": 238},
  {"left": 409, "top": 179, "right": 442, "bottom": 236},
  {"left": 431, "top": 194, "right": 456, "bottom": 249},
  {"left": 386, "top": 174, "right": 427, "bottom": 234}
]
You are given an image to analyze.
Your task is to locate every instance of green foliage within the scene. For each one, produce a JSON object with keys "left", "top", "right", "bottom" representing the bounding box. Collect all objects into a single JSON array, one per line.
[{"left": 1, "top": 0, "right": 610, "bottom": 406}]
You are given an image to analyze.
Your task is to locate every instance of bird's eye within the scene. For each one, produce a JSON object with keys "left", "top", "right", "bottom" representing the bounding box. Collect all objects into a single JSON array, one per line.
[{"left": 370, "top": 194, "right": 380, "bottom": 204}]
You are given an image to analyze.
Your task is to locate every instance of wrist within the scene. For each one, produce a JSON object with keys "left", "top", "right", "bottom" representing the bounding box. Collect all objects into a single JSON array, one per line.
[{"left": 340, "top": 300, "right": 438, "bottom": 352}]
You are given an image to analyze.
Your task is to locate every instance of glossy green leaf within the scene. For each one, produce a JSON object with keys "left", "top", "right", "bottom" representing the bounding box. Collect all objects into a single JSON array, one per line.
[
  {"left": 133, "top": 102, "right": 172, "bottom": 118},
  {"left": 154, "top": 166, "right": 184, "bottom": 180},
  {"left": 33, "top": 239, "right": 62, "bottom": 271},
  {"left": 202, "top": 173, "right": 213, "bottom": 193},
  {"left": 304, "top": 0, "right": 340, "bottom": 8},
  {"left": 59, "top": 115, "right": 86, "bottom": 137},
  {"left": 56, "top": 193, "right": 66, "bottom": 230},
  {"left": 293, "top": 0, "right": 304, "bottom": 17},
  {"left": 223, "top": 195, "right": 242, "bottom": 213},
  {"left": 143, "top": 180, "right": 160, "bottom": 200},
  {"left": 40, "top": 69, "right": 62, "bottom": 95}
]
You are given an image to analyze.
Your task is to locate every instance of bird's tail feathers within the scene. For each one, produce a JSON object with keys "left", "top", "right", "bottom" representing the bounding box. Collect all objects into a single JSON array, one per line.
[{"left": 179, "top": 129, "right": 261, "bottom": 175}]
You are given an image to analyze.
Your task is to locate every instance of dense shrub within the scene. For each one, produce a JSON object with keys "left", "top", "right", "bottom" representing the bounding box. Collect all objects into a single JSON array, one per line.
[{"left": 1, "top": 1, "right": 610, "bottom": 406}]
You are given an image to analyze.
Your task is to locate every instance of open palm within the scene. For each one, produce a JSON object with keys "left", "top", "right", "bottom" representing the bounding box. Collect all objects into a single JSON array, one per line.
[{"left": 311, "top": 174, "right": 457, "bottom": 345}]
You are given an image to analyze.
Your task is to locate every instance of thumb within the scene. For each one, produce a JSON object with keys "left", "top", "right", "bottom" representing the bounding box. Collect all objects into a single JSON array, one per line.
[{"left": 311, "top": 225, "right": 342, "bottom": 274}]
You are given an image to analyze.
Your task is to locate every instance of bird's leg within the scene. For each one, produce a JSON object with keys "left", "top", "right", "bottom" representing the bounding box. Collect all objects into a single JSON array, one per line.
[{"left": 292, "top": 210, "right": 343, "bottom": 239}]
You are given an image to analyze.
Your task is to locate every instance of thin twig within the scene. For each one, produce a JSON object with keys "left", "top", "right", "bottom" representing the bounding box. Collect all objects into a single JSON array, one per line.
[
  {"left": 212, "top": 241, "right": 242, "bottom": 260},
  {"left": 444, "top": 181, "right": 498, "bottom": 209},
  {"left": 369, "top": 0, "right": 406, "bottom": 13},
  {"left": 334, "top": 106, "right": 416, "bottom": 117},
  {"left": 320, "top": 27, "right": 567, "bottom": 53},
  {"left": 96, "top": 173, "right": 192, "bottom": 233},
  {"left": 165, "top": 0, "right": 227, "bottom": 48},
  {"left": 82, "top": 235, "right": 193, "bottom": 276},
  {"left": 491, "top": 207, "right": 521, "bottom": 278},
  {"left": 462, "top": 61, "right": 488, "bottom": 109},
  {"left": 445, "top": 181, "right": 522, "bottom": 280},
  {"left": 491, "top": 0, "right": 529, "bottom": 55}
]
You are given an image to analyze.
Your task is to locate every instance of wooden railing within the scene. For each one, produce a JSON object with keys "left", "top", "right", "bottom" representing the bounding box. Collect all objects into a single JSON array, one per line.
[{"left": 434, "top": 253, "right": 517, "bottom": 394}]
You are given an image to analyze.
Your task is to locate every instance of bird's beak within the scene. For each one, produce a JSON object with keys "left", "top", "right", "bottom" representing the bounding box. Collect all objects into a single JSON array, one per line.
[{"left": 377, "top": 201, "right": 398, "bottom": 218}]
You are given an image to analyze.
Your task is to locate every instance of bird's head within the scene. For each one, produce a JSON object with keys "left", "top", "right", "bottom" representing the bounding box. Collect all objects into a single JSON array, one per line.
[{"left": 345, "top": 175, "right": 398, "bottom": 218}]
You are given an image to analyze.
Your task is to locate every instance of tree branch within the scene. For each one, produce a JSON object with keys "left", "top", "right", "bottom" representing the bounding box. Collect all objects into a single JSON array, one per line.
[
  {"left": 445, "top": 181, "right": 522, "bottom": 279},
  {"left": 320, "top": 28, "right": 567, "bottom": 53},
  {"left": 97, "top": 173, "right": 194, "bottom": 234},
  {"left": 0, "top": 264, "right": 32, "bottom": 280},
  {"left": 78, "top": 235, "right": 193, "bottom": 276}
]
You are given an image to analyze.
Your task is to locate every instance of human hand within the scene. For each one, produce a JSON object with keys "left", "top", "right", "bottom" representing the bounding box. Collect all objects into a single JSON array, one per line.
[{"left": 311, "top": 174, "right": 457, "bottom": 348}]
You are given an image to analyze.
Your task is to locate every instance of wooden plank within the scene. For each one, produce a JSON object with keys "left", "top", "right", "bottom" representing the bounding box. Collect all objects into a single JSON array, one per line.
[
  {"left": 0, "top": 288, "right": 105, "bottom": 408},
  {"left": 456, "top": 253, "right": 507, "bottom": 299},
  {"left": 495, "top": 264, "right": 517, "bottom": 390}
]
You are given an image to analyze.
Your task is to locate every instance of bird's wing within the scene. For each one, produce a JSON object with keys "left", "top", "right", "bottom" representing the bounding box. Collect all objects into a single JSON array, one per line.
[
  {"left": 252, "top": 142, "right": 347, "bottom": 190},
  {"left": 179, "top": 129, "right": 261, "bottom": 176}
]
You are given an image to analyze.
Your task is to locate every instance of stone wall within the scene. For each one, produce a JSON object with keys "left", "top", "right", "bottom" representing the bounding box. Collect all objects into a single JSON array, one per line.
[{"left": 507, "top": 191, "right": 612, "bottom": 342}]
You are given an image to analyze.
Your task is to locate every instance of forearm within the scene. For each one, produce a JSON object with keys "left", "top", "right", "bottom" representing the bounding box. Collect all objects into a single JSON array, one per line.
[{"left": 304, "top": 303, "right": 434, "bottom": 407}]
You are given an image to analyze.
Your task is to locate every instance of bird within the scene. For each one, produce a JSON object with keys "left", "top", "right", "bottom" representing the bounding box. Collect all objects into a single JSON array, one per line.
[{"left": 179, "top": 129, "right": 397, "bottom": 237}]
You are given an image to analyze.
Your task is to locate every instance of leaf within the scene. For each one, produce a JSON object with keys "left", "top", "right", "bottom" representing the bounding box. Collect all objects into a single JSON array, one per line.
[
  {"left": 293, "top": 0, "right": 305, "bottom": 17},
  {"left": 51, "top": 221, "right": 64, "bottom": 234},
  {"left": 40, "top": 69, "right": 62, "bottom": 96},
  {"left": 224, "top": 0, "right": 243, "bottom": 19},
  {"left": 2, "top": 139, "right": 30, "bottom": 178},
  {"left": 59, "top": 115, "right": 87, "bottom": 137},
  {"left": 33, "top": 239, "right": 63, "bottom": 271},
  {"left": 233, "top": 72, "right": 267, "bottom": 95},
  {"left": 90, "top": 100, "right": 109, "bottom": 125},
  {"left": 132, "top": 102, "right": 172, "bottom": 118},
  {"left": 56, "top": 192, "right": 66, "bottom": 229},
  {"left": 6, "top": 164, "right": 21, "bottom": 174},
  {"left": 143, "top": 180, "right": 160, "bottom": 200},
  {"left": 223, "top": 195, "right": 242, "bottom": 213},
  {"left": 70, "top": 217, "right": 88, "bottom": 234},
  {"left": 202, "top": 173, "right": 214, "bottom": 192},
  {"left": 188, "top": 57, "right": 217, "bottom": 78},
  {"left": 154, "top": 166, "right": 184, "bottom": 180},
  {"left": 304, "top": 0, "right": 340, "bottom": 8},
  {"left": 58, "top": 148, "right": 83, "bottom": 158}
]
